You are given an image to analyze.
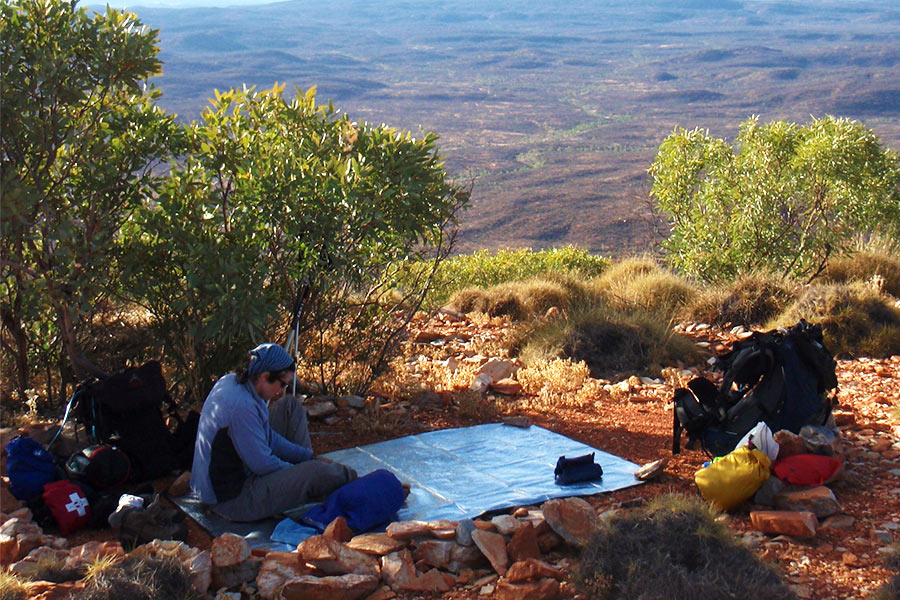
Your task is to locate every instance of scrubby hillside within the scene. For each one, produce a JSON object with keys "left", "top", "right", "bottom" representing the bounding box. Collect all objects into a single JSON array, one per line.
[{"left": 3, "top": 249, "right": 899, "bottom": 599}]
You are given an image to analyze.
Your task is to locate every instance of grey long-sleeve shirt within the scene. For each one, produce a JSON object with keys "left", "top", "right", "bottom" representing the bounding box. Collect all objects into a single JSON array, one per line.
[{"left": 190, "top": 373, "right": 313, "bottom": 504}]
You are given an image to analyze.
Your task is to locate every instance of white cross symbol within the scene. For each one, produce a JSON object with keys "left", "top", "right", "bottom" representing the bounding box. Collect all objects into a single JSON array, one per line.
[{"left": 65, "top": 493, "right": 89, "bottom": 517}]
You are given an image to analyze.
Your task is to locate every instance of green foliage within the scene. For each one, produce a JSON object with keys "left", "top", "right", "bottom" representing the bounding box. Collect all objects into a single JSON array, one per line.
[
  {"left": 1, "top": 0, "right": 178, "bottom": 399},
  {"left": 126, "top": 85, "right": 466, "bottom": 401},
  {"left": 770, "top": 282, "right": 900, "bottom": 358},
  {"left": 417, "top": 246, "right": 609, "bottom": 309},
  {"left": 575, "top": 494, "right": 796, "bottom": 600},
  {"left": 650, "top": 116, "right": 900, "bottom": 282}
]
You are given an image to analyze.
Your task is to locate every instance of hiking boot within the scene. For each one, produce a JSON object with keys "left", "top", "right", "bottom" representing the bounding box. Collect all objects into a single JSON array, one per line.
[
  {"left": 118, "top": 506, "right": 188, "bottom": 548},
  {"left": 146, "top": 493, "right": 186, "bottom": 525}
]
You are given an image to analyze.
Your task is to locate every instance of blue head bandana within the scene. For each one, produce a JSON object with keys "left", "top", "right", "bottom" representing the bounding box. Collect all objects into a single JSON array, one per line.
[{"left": 247, "top": 343, "right": 294, "bottom": 377}]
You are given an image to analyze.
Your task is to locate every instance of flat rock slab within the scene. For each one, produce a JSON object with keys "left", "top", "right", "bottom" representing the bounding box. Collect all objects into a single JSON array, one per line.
[
  {"left": 471, "top": 529, "right": 509, "bottom": 576},
  {"left": 345, "top": 533, "right": 407, "bottom": 556},
  {"left": 280, "top": 574, "right": 379, "bottom": 600},
  {"left": 750, "top": 510, "right": 817, "bottom": 537}
]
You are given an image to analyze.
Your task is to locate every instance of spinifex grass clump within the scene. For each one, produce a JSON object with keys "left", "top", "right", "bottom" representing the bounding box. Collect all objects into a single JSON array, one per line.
[
  {"left": 771, "top": 282, "right": 900, "bottom": 357},
  {"left": 514, "top": 303, "right": 696, "bottom": 378},
  {"left": 595, "top": 258, "right": 698, "bottom": 321},
  {"left": 81, "top": 555, "right": 198, "bottom": 600},
  {"left": 575, "top": 495, "right": 796, "bottom": 600},
  {"left": 449, "top": 276, "right": 591, "bottom": 321},
  {"left": 822, "top": 249, "right": 900, "bottom": 299},
  {"left": 424, "top": 246, "right": 609, "bottom": 309},
  {"left": 872, "top": 543, "right": 900, "bottom": 600},
  {"left": 688, "top": 271, "right": 799, "bottom": 327},
  {"left": 0, "top": 571, "right": 28, "bottom": 600}
]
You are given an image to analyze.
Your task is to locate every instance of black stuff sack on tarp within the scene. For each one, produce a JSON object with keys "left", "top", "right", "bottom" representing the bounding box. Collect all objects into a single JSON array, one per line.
[
  {"left": 673, "top": 319, "right": 837, "bottom": 457},
  {"left": 555, "top": 452, "right": 603, "bottom": 485}
]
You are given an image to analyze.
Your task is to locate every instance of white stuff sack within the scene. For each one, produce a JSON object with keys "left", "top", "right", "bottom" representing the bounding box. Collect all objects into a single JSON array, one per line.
[{"left": 736, "top": 421, "right": 779, "bottom": 464}]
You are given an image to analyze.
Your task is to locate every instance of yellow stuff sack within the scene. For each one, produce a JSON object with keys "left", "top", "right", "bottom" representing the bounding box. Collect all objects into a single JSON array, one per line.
[{"left": 694, "top": 447, "right": 771, "bottom": 511}]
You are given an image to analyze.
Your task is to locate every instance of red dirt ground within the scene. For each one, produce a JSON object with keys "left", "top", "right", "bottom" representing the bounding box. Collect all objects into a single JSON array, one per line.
[{"left": 16, "top": 313, "right": 900, "bottom": 599}]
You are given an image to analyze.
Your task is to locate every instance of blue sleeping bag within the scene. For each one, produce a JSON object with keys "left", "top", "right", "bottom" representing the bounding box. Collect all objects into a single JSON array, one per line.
[{"left": 300, "top": 469, "right": 405, "bottom": 533}]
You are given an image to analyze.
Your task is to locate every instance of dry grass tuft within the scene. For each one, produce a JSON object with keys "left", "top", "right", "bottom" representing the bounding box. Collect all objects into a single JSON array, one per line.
[
  {"left": 821, "top": 250, "right": 900, "bottom": 299},
  {"left": 516, "top": 358, "right": 605, "bottom": 409},
  {"left": 448, "top": 277, "right": 591, "bottom": 322},
  {"left": 0, "top": 571, "right": 28, "bottom": 600},
  {"left": 595, "top": 255, "right": 661, "bottom": 287},
  {"left": 512, "top": 304, "right": 696, "bottom": 379},
  {"left": 454, "top": 389, "right": 501, "bottom": 420},
  {"left": 601, "top": 269, "right": 698, "bottom": 320},
  {"left": 687, "top": 271, "right": 798, "bottom": 327},
  {"left": 770, "top": 282, "right": 900, "bottom": 358},
  {"left": 576, "top": 494, "right": 796, "bottom": 600},
  {"left": 81, "top": 555, "right": 197, "bottom": 600},
  {"left": 872, "top": 543, "right": 900, "bottom": 600}
]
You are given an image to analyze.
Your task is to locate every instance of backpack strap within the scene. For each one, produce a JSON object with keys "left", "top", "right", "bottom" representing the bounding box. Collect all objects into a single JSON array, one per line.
[
  {"left": 716, "top": 340, "right": 775, "bottom": 419},
  {"left": 787, "top": 321, "right": 838, "bottom": 392},
  {"left": 672, "top": 384, "right": 715, "bottom": 455},
  {"left": 673, "top": 406, "right": 682, "bottom": 454}
]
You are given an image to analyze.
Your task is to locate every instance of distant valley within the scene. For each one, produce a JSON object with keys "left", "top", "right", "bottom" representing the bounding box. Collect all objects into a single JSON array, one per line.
[{"left": 114, "top": 0, "right": 900, "bottom": 255}]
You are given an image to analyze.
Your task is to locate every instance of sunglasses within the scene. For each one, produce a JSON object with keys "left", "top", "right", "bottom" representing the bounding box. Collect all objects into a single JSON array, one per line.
[{"left": 267, "top": 373, "right": 293, "bottom": 389}]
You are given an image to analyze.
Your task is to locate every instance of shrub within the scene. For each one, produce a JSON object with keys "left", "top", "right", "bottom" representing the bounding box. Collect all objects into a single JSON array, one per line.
[
  {"left": 687, "top": 271, "right": 799, "bottom": 327},
  {"left": 126, "top": 85, "right": 466, "bottom": 400},
  {"left": 513, "top": 303, "right": 696, "bottom": 378},
  {"left": 1, "top": 0, "right": 179, "bottom": 400},
  {"left": 650, "top": 115, "right": 900, "bottom": 282},
  {"left": 821, "top": 250, "right": 900, "bottom": 299},
  {"left": 771, "top": 282, "right": 900, "bottom": 357},
  {"left": 575, "top": 494, "right": 796, "bottom": 600}
]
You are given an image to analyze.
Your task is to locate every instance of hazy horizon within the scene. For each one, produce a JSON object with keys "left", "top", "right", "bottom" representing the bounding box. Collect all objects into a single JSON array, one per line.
[{"left": 81, "top": 0, "right": 900, "bottom": 254}]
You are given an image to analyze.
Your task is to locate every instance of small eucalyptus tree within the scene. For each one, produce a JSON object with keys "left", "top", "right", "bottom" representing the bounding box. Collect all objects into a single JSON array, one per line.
[
  {"left": 1, "top": 0, "right": 178, "bottom": 400},
  {"left": 650, "top": 116, "right": 900, "bottom": 282}
]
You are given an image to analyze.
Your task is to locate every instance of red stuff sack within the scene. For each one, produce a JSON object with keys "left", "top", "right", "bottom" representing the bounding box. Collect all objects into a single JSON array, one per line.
[
  {"left": 42, "top": 480, "right": 91, "bottom": 535},
  {"left": 772, "top": 453, "right": 843, "bottom": 486}
]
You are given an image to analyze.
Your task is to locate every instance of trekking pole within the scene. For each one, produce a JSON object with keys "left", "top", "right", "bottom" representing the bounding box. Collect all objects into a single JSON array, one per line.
[
  {"left": 47, "top": 386, "right": 84, "bottom": 452},
  {"left": 284, "top": 274, "right": 312, "bottom": 398}
]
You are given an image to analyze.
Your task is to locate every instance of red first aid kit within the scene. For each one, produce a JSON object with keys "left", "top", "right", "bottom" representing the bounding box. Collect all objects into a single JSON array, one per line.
[{"left": 42, "top": 480, "right": 91, "bottom": 535}]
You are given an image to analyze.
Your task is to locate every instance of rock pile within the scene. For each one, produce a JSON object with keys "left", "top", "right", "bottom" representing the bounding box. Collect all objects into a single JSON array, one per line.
[
  {"left": 252, "top": 497, "right": 600, "bottom": 600},
  {"left": 0, "top": 496, "right": 602, "bottom": 599}
]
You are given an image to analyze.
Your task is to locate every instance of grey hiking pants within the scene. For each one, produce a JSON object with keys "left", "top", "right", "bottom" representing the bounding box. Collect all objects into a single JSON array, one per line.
[{"left": 212, "top": 395, "right": 357, "bottom": 522}]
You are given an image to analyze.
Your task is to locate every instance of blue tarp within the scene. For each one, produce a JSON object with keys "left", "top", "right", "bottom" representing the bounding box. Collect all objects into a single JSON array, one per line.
[{"left": 175, "top": 423, "right": 643, "bottom": 550}]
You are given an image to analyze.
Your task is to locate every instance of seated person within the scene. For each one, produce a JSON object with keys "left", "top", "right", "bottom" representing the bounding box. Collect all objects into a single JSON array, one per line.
[{"left": 190, "top": 342, "right": 356, "bottom": 521}]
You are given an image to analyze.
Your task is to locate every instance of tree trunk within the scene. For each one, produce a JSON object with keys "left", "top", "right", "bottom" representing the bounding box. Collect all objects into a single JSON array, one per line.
[
  {"left": 55, "top": 302, "right": 107, "bottom": 380},
  {"left": 0, "top": 306, "right": 30, "bottom": 399}
]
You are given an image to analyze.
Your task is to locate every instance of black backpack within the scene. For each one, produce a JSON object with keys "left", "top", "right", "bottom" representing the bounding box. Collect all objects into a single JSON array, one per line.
[
  {"left": 673, "top": 320, "right": 837, "bottom": 457},
  {"left": 70, "top": 361, "right": 182, "bottom": 482}
]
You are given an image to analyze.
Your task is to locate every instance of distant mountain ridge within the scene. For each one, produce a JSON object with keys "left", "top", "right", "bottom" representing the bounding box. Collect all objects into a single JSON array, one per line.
[{"left": 99, "top": 0, "right": 900, "bottom": 254}]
